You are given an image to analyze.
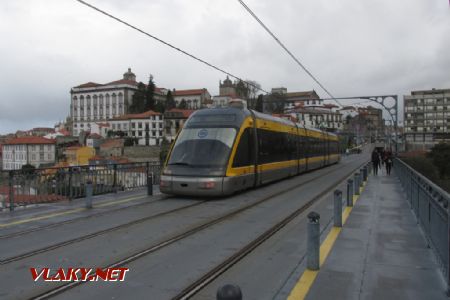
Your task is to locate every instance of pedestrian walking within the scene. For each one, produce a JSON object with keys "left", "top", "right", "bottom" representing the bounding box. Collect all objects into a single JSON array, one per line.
[
  {"left": 385, "top": 150, "right": 393, "bottom": 175},
  {"left": 371, "top": 149, "right": 380, "bottom": 175}
]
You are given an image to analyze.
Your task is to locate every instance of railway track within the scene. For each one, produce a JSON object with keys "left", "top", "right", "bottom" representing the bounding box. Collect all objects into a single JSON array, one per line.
[
  {"left": 0, "top": 198, "right": 203, "bottom": 265},
  {"left": 173, "top": 160, "right": 369, "bottom": 299},
  {"left": 29, "top": 159, "right": 368, "bottom": 300},
  {"left": 0, "top": 194, "right": 170, "bottom": 240}
]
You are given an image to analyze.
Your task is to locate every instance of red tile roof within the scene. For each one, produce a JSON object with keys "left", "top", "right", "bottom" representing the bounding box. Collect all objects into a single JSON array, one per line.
[
  {"left": 111, "top": 110, "right": 161, "bottom": 120},
  {"left": 173, "top": 89, "right": 207, "bottom": 96},
  {"left": 58, "top": 128, "right": 71, "bottom": 136},
  {"left": 31, "top": 127, "right": 55, "bottom": 132},
  {"left": 89, "top": 155, "right": 104, "bottom": 161},
  {"left": 95, "top": 122, "right": 110, "bottom": 128},
  {"left": 165, "top": 108, "right": 195, "bottom": 118},
  {"left": 65, "top": 146, "right": 81, "bottom": 151},
  {"left": 105, "top": 79, "right": 139, "bottom": 86},
  {"left": 75, "top": 82, "right": 102, "bottom": 88},
  {"left": 74, "top": 80, "right": 167, "bottom": 95},
  {"left": 286, "top": 91, "right": 316, "bottom": 96},
  {"left": 88, "top": 133, "right": 103, "bottom": 139},
  {"left": 5, "top": 137, "right": 55, "bottom": 145},
  {"left": 100, "top": 139, "right": 124, "bottom": 149},
  {"left": 323, "top": 104, "right": 338, "bottom": 108}
]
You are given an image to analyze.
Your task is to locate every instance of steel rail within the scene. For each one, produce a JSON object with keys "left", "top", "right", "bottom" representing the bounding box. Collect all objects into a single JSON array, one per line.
[
  {"left": 1, "top": 197, "right": 201, "bottom": 265},
  {"left": 29, "top": 160, "right": 358, "bottom": 300},
  {"left": 0, "top": 194, "right": 170, "bottom": 240},
  {"left": 173, "top": 160, "right": 369, "bottom": 299}
]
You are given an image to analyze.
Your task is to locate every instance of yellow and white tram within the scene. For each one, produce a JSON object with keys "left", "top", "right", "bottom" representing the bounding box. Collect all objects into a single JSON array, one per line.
[{"left": 160, "top": 105, "right": 340, "bottom": 196}]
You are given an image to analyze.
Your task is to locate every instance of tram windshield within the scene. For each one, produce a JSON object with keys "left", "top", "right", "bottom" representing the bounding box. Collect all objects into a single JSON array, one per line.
[{"left": 168, "top": 127, "right": 236, "bottom": 168}]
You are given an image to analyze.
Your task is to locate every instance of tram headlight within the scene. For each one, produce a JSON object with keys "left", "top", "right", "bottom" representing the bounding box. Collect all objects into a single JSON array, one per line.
[
  {"left": 199, "top": 181, "right": 216, "bottom": 189},
  {"left": 160, "top": 180, "right": 170, "bottom": 187}
]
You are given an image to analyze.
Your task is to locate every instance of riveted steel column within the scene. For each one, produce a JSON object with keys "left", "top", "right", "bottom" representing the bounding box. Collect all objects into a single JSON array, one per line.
[
  {"left": 113, "top": 164, "right": 117, "bottom": 193},
  {"left": 363, "top": 166, "right": 368, "bottom": 181},
  {"left": 334, "top": 190, "right": 342, "bottom": 227},
  {"left": 147, "top": 173, "right": 153, "bottom": 196},
  {"left": 85, "top": 180, "right": 93, "bottom": 209},
  {"left": 8, "top": 171, "right": 14, "bottom": 212},
  {"left": 347, "top": 179, "right": 354, "bottom": 207},
  {"left": 360, "top": 168, "right": 364, "bottom": 186},
  {"left": 354, "top": 173, "right": 360, "bottom": 196},
  {"left": 307, "top": 211, "right": 320, "bottom": 270}
]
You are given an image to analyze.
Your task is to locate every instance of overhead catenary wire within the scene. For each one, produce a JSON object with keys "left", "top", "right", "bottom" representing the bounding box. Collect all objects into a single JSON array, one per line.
[
  {"left": 74, "top": 0, "right": 268, "bottom": 95},
  {"left": 237, "top": 0, "right": 343, "bottom": 107}
]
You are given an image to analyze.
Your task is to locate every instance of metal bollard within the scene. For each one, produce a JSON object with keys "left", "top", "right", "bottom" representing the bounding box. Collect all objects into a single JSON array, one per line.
[
  {"left": 367, "top": 162, "right": 372, "bottom": 175},
  {"left": 217, "top": 284, "right": 242, "bottom": 300},
  {"left": 334, "top": 190, "right": 342, "bottom": 227},
  {"left": 363, "top": 166, "right": 368, "bottom": 181},
  {"left": 347, "top": 179, "right": 354, "bottom": 207},
  {"left": 354, "top": 173, "right": 360, "bottom": 196},
  {"left": 147, "top": 173, "right": 153, "bottom": 196},
  {"left": 85, "top": 180, "right": 93, "bottom": 209},
  {"left": 307, "top": 211, "right": 320, "bottom": 270},
  {"left": 8, "top": 171, "right": 14, "bottom": 212}
]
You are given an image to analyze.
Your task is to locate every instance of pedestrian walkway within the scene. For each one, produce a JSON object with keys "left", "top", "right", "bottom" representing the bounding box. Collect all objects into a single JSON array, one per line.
[{"left": 305, "top": 169, "right": 448, "bottom": 299}]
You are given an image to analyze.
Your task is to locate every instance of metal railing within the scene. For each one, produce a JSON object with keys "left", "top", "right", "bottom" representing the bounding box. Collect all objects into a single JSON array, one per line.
[
  {"left": 0, "top": 162, "right": 161, "bottom": 211},
  {"left": 395, "top": 158, "right": 449, "bottom": 294}
]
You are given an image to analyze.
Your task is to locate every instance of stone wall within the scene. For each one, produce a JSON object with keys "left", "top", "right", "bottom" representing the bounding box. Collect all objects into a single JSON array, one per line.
[{"left": 124, "top": 146, "right": 161, "bottom": 163}]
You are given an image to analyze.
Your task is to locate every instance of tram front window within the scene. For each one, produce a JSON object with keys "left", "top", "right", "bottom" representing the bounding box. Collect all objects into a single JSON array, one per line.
[{"left": 168, "top": 127, "right": 236, "bottom": 168}]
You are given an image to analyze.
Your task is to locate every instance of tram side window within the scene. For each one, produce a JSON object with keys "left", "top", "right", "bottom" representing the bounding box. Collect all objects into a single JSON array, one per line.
[
  {"left": 232, "top": 128, "right": 254, "bottom": 167},
  {"left": 257, "top": 129, "right": 282, "bottom": 164},
  {"left": 309, "top": 137, "right": 317, "bottom": 157},
  {"left": 297, "top": 135, "right": 303, "bottom": 159},
  {"left": 287, "top": 133, "right": 297, "bottom": 160}
]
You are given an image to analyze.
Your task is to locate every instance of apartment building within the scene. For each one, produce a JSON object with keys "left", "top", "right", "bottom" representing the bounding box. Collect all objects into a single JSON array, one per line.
[{"left": 404, "top": 88, "right": 450, "bottom": 150}]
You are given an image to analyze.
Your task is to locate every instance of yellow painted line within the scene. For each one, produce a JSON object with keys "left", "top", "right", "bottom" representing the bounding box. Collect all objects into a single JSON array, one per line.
[
  {"left": 0, "top": 208, "right": 86, "bottom": 228},
  {"left": 319, "top": 227, "right": 341, "bottom": 265},
  {"left": 288, "top": 269, "right": 319, "bottom": 300},
  {"left": 342, "top": 207, "right": 352, "bottom": 224},
  {"left": 288, "top": 176, "right": 369, "bottom": 300},
  {"left": 96, "top": 195, "right": 146, "bottom": 208},
  {"left": 0, "top": 195, "right": 146, "bottom": 228}
]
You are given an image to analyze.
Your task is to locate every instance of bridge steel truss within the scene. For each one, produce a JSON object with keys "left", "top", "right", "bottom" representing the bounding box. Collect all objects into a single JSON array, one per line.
[{"left": 286, "top": 95, "right": 399, "bottom": 153}]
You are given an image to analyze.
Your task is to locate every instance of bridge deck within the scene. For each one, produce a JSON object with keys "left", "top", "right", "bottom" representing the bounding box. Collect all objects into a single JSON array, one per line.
[{"left": 303, "top": 168, "right": 448, "bottom": 299}]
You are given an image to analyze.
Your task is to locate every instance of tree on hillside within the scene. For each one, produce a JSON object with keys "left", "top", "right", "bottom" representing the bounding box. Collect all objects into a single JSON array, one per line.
[
  {"left": 427, "top": 142, "right": 450, "bottom": 179},
  {"left": 154, "top": 101, "right": 166, "bottom": 113},
  {"left": 245, "top": 80, "right": 261, "bottom": 109},
  {"left": 129, "top": 82, "right": 146, "bottom": 113},
  {"left": 265, "top": 93, "right": 285, "bottom": 114},
  {"left": 235, "top": 80, "right": 249, "bottom": 99},
  {"left": 145, "top": 75, "right": 156, "bottom": 111},
  {"left": 165, "top": 90, "right": 176, "bottom": 110},
  {"left": 178, "top": 99, "right": 187, "bottom": 109},
  {"left": 255, "top": 94, "right": 264, "bottom": 112}
]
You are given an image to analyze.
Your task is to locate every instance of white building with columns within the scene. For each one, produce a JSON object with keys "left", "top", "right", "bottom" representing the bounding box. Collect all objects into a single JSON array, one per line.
[{"left": 70, "top": 68, "right": 167, "bottom": 136}]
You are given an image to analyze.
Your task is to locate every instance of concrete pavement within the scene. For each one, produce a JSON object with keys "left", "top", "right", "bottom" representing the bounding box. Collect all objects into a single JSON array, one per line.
[{"left": 305, "top": 168, "right": 448, "bottom": 299}]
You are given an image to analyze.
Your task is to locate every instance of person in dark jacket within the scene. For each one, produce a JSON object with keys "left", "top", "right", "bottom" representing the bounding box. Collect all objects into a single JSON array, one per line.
[
  {"left": 371, "top": 149, "right": 380, "bottom": 175},
  {"left": 385, "top": 150, "right": 393, "bottom": 175}
]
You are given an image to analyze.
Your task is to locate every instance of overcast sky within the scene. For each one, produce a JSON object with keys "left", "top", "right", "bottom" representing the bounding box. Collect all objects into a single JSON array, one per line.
[{"left": 0, "top": 0, "right": 449, "bottom": 134}]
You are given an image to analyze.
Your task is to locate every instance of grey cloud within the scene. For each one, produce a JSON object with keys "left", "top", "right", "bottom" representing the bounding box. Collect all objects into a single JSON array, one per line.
[{"left": 0, "top": 0, "right": 449, "bottom": 133}]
